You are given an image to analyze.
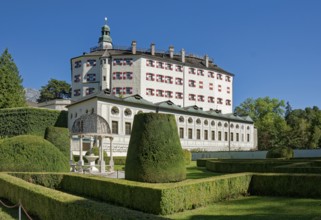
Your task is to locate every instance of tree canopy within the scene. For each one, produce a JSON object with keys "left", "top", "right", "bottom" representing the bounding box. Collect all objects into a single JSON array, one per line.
[
  {"left": 0, "top": 49, "right": 26, "bottom": 108},
  {"left": 235, "top": 97, "right": 321, "bottom": 150},
  {"left": 38, "top": 78, "right": 71, "bottom": 102}
]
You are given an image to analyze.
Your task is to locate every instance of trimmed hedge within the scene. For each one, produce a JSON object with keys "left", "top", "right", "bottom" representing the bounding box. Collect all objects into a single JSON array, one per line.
[
  {"left": 0, "top": 107, "right": 67, "bottom": 138},
  {"left": 266, "top": 147, "right": 294, "bottom": 159},
  {"left": 250, "top": 173, "right": 321, "bottom": 198},
  {"left": 125, "top": 113, "right": 186, "bottom": 183},
  {"left": 0, "top": 135, "right": 69, "bottom": 172},
  {"left": 0, "top": 173, "right": 164, "bottom": 219},
  {"left": 45, "top": 126, "right": 70, "bottom": 158},
  {"left": 183, "top": 149, "right": 192, "bottom": 165},
  {"left": 11, "top": 172, "right": 252, "bottom": 215}
]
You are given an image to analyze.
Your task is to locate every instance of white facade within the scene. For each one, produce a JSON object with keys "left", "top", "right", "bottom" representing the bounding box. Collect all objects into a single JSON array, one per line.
[{"left": 68, "top": 94, "right": 256, "bottom": 156}]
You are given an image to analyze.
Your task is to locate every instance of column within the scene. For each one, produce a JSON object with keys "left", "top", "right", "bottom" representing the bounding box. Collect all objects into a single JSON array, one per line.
[
  {"left": 78, "top": 135, "right": 84, "bottom": 166},
  {"left": 109, "top": 137, "right": 114, "bottom": 172},
  {"left": 100, "top": 136, "right": 105, "bottom": 173}
]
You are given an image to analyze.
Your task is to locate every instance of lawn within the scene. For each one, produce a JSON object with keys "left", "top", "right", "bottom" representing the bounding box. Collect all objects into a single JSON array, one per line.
[
  {"left": 185, "top": 161, "right": 223, "bottom": 179},
  {"left": 166, "top": 196, "right": 321, "bottom": 220}
]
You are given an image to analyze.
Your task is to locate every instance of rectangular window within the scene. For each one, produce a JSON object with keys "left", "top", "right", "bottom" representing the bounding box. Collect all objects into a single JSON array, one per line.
[
  {"left": 113, "top": 87, "right": 122, "bottom": 95},
  {"left": 165, "top": 91, "right": 173, "bottom": 98},
  {"left": 236, "top": 133, "right": 239, "bottom": 142},
  {"left": 197, "top": 69, "right": 204, "bottom": 76},
  {"left": 211, "top": 131, "right": 215, "bottom": 140},
  {"left": 146, "top": 73, "right": 155, "bottom": 81},
  {"left": 86, "top": 73, "right": 96, "bottom": 82},
  {"left": 74, "top": 74, "right": 81, "bottom": 83},
  {"left": 74, "top": 89, "right": 81, "bottom": 96},
  {"left": 113, "top": 58, "right": 122, "bottom": 66},
  {"left": 176, "top": 65, "right": 183, "bottom": 72},
  {"left": 230, "top": 132, "right": 234, "bottom": 141},
  {"left": 103, "top": 76, "right": 106, "bottom": 81},
  {"left": 189, "top": 94, "right": 196, "bottom": 101},
  {"left": 156, "top": 74, "right": 164, "bottom": 82},
  {"left": 175, "top": 77, "right": 183, "bottom": 85},
  {"left": 113, "top": 72, "right": 122, "bottom": 80},
  {"left": 189, "top": 80, "right": 196, "bottom": 87},
  {"left": 157, "top": 61, "right": 164, "bottom": 69},
  {"left": 247, "top": 134, "right": 250, "bottom": 142},
  {"left": 156, "top": 89, "right": 164, "bottom": 97},
  {"left": 198, "top": 95, "right": 204, "bottom": 102},
  {"left": 217, "top": 98, "right": 223, "bottom": 104},
  {"left": 176, "top": 92, "right": 183, "bottom": 99},
  {"left": 199, "top": 81, "right": 203, "bottom": 89},
  {"left": 166, "top": 63, "right": 173, "bottom": 70},
  {"left": 146, "top": 59, "right": 155, "bottom": 67},
  {"left": 179, "top": 128, "right": 184, "bottom": 139},
  {"left": 123, "top": 87, "right": 133, "bottom": 95},
  {"left": 217, "top": 73, "right": 222, "bottom": 80},
  {"left": 86, "top": 87, "right": 95, "bottom": 95},
  {"left": 218, "top": 85, "right": 222, "bottom": 92},
  {"left": 209, "top": 83, "right": 213, "bottom": 90},
  {"left": 125, "top": 122, "right": 131, "bottom": 135},
  {"left": 197, "top": 129, "right": 201, "bottom": 140},
  {"left": 112, "top": 121, "right": 118, "bottom": 134},
  {"left": 189, "top": 68, "right": 196, "bottom": 74},
  {"left": 208, "top": 71, "right": 214, "bottom": 78},
  {"left": 225, "top": 132, "right": 228, "bottom": 141},
  {"left": 86, "top": 59, "right": 96, "bottom": 67},
  {"left": 165, "top": 76, "right": 173, "bottom": 84},
  {"left": 204, "top": 130, "right": 208, "bottom": 140},
  {"left": 226, "top": 76, "right": 231, "bottom": 82},
  {"left": 208, "top": 96, "right": 215, "bottom": 103},
  {"left": 218, "top": 131, "right": 222, "bottom": 141},
  {"left": 227, "top": 87, "right": 230, "bottom": 94},
  {"left": 226, "top": 99, "right": 231, "bottom": 106},
  {"left": 146, "top": 88, "right": 154, "bottom": 96},
  {"left": 74, "top": 60, "right": 81, "bottom": 68},
  {"left": 123, "top": 72, "right": 133, "bottom": 80},
  {"left": 124, "top": 58, "right": 133, "bottom": 66},
  {"left": 188, "top": 128, "right": 193, "bottom": 139}
]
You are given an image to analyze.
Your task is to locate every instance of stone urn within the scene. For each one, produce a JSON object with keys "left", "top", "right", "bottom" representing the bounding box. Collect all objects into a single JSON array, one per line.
[{"left": 85, "top": 154, "right": 99, "bottom": 172}]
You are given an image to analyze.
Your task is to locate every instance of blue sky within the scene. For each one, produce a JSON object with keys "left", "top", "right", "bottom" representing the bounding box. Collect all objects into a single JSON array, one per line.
[{"left": 1, "top": 0, "right": 320, "bottom": 110}]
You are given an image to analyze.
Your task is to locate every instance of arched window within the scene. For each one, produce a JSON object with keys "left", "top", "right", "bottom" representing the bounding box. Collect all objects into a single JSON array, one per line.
[
  {"left": 204, "top": 120, "right": 208, "bottom": 125},
  {"left": 218, "top": 122, "right": 222, "bottom": 127},
  {"left": 211, "top": 120, "right": 215, "bottom": 126},
  {"left": 196, "top": 118, "right": 201, "bottom": 125},
  {"left": 230, "top": 123, "right": 234, "bottom": 128},
  {"left": 111, "top": 106, "right": 120, "bottom": 115},
  {"left": 247, "top": 126, "right": 250, "bottom": 130},
  {"left": 179, "top": 116, "right": 184, "bottom": 123},
  {"left": 236, "top": 124, "right": 239, "bottom": 129},
  {"left": 124, "top": 108, "right": 132, "bottom": 116},
  {"left": 188, "top": 117, "right": 193, "bottom": 124},
  {"left": 224, "top": 123, "right": 228, "bottom": 128}
]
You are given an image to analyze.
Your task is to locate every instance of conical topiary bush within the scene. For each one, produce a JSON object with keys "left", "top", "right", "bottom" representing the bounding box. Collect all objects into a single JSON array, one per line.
[{"left": 125, "top": 113, "right": 186, "bottom": 183}]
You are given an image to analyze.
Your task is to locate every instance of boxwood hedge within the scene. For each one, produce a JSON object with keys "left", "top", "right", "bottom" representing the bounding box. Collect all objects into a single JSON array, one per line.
[
  {"left": 45, "top": 126, "right": 70, "bottom": 158},
  {"left": 0, "top": 107, "right": 67, "bottom": 138},
  {"left": 0, "top": 173, "right": 165, "bottom": 220}
]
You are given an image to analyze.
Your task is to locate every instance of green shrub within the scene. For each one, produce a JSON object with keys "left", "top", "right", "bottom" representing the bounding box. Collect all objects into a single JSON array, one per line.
[
  {"left": 183, "top": 149, "right": 192, "bottom": 165},
  {"left": 197, "top": 158, "right": 217, "bottom": 167},
  {"left": 11, "top": 172, "right": 252, "bottom": 215},
  {"left": 250, "top": 173, "right": 321, "bottom": 198},
  {"left": 0, "top": 107, "right": 67, "bottom": 138},
  {"left": 266, "top": 147, "right": 294, "bottom": 159},
  {"left": 0, "top": 173, "right": 164, "bottom": 220},
  {"left": 125, "top": 113, "right": 186, "bottom": 183},
  {"left": 0, "top": 135, "right": 69, "bottom": 172},
  {"left": 45, "top": 126, "right": 70, "bottom": 158}
]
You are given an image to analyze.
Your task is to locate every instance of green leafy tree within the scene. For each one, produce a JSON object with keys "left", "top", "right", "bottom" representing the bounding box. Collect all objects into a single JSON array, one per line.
[
  {"left": 0, "top": 49, "right": 26, "bottom": 108},
  {"left": 38, "top": 78, "right": 71, "bottom": 102},
  {"left": 235, "top": 97, "right": 288, "bottom": 150}
]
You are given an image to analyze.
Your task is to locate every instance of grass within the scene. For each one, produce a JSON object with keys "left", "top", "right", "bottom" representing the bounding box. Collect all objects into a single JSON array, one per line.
[
  {"left": 166, "top": 196, "right": 321, "bottom": 220},
  {"left": 186, "top": 161, "right": 223, "bottom": 179}
]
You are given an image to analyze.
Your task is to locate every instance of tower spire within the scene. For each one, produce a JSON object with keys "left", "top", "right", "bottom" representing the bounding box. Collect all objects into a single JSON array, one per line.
[{"left": 98, "top": 17, "right": 112, "bottom": 49}]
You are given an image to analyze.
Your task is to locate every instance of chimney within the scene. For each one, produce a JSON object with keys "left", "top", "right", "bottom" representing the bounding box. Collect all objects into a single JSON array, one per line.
[
  {"left": 151, "top": 43, "right": 155, "bottom": 56},
  {"left": 181, "top": 49, "right": 185, "bottom": 63},
  {"left": 131, "top": 41, "right": 137, "bottom": 54},
  {"left": 204, "top": 55, "right": 209, "bottom": 68},
  {"left": 169, "top": 45, "right": 174, "bottom": 58}
]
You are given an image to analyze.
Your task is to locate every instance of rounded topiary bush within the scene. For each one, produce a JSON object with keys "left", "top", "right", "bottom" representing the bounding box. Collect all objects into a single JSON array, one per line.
[
  {"left": 0, "top": 135, "right": 69, "bottom": 172},
  {"left": 266, "top": 146, "right": 294, "bottom": 159},
  {"left": 125, "top": 113, "right": 186, "bottom": 183},
  {"left": 183, "top": 149, "right": 192, "bottom": 165},
  {"left": 44, "top": 126, "right": 70, "bottom": 158}
]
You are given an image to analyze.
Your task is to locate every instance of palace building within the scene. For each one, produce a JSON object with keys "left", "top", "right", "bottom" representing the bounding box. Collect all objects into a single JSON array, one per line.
[{"left": 68, "top": 19, "right": 257, "bottom": 156}]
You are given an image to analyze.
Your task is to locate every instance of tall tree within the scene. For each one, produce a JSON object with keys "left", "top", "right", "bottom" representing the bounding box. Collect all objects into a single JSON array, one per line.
[
  {"left": 235, "top": 97, "right": 288, "bottom": 150},
  {"left": 0, "top": 49, "right": 26, "bottom": 108},
  {"left": 38, "top": 79, "right": 71, "bottom": 102}
]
